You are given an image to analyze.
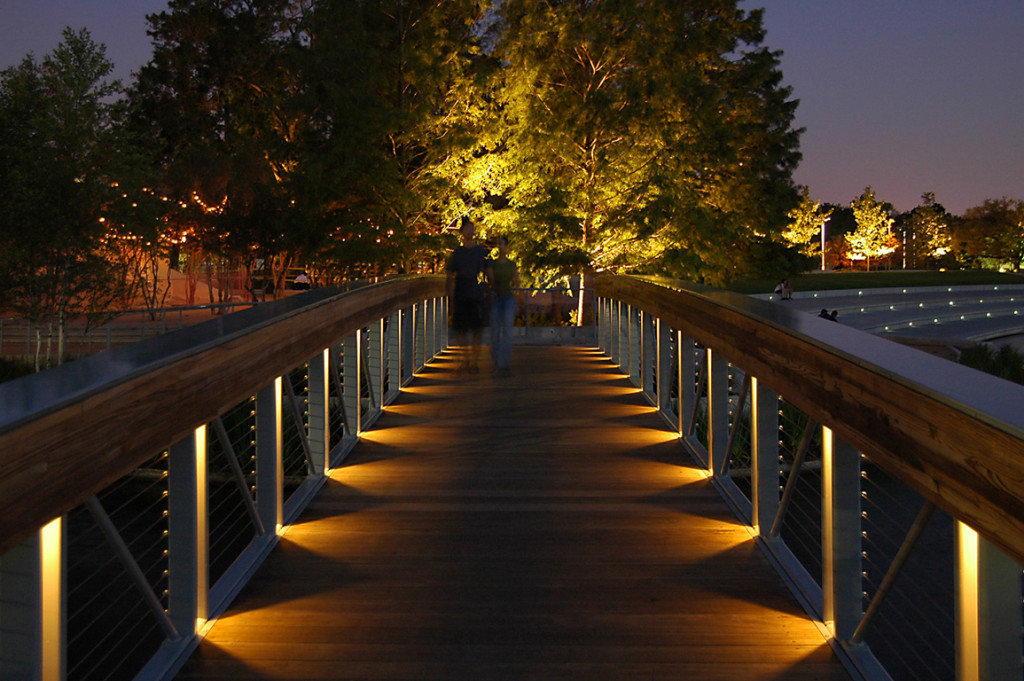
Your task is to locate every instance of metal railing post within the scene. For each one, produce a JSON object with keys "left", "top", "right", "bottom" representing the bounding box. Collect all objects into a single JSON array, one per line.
[
  {"left": 750, "top": 377, "right": 780, "bottom": 538},
  {"left": 440, "top": 297, "right": 449, "bottom": 350},
  {"left": 387, "top": 310, "right": 402, "bottom": 402},
  {"left": 343, "top": 331, "right": 362, "bottom": 437},
  {"left": 629, "top": 306, "right": 641, "bottom": 387},
  {"left": 611, "top": 300, "right": 621, "bottom": 369},
  {"left": 367, "top": 319, "right": 385, "bottom": 415},
  {"left": 168, "top": 426, "right": 208, "bottom": 638},
  {"left": 656, "top": 318, "right": 672, "bottom": 416},
  {"left": 401, "top": 305, "right": 414, "bottom": 386},
  {"left": 642, "top": 311, "right": 656, "bottom": 400},
  {"left": 424, "top": 299, "right": 435, "bottom": 361},
  {"left": 706, "top": 349, "right": 730, "bottom": 477},
  {"left": 0, "top": 518, "right": 65, "bottom": 681},
  {"left": 822, "top": 427, "right": 862, "bottom": 642},
  {"left": 307, "top": 349, "right": 330, "bottom": 475},
  {"left": 255, "top": 378, "right": 283, "bottom": 535},
  {"left": 415, "top": 302, "right": 425, "bottom": 371},
  {"left": 678, "top": 332, "right": 697, "bottom": 439},
  {"left": 598, "top": 298, "right": 606, "bottom": 356},
  {"left": 956, "top": 524, "right": 1023, "bottom": 681}
]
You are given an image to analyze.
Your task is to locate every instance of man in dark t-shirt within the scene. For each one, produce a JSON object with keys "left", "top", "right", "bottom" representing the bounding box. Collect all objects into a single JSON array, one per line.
[{"left": 446, "top": 217, "right": 492, "bottom": 373}]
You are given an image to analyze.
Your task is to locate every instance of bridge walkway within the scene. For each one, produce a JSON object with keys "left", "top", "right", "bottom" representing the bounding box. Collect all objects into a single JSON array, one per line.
[{"left": 175, "top": 345, "right": 851, "bottom": 680}]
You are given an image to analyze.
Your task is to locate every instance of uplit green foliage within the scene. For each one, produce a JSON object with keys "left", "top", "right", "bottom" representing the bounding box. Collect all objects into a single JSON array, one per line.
[
  {"left": 3, "top": 0, "right": 806, "bottom": 310},
  {"left": 783, "top": 187, "right": 832, "bottom": 257},
  {"left": 489, "top": 0, "right": 803, "bottom": 287},
  {"left": 846, "top": 186, "right": 896, "bottom": 271},
  {"left": 903, "top": 192, "right": 952, "bottom": 268}
]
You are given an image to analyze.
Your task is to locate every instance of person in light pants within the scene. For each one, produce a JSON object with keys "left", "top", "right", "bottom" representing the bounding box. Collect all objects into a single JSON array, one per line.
[{"left": 488, "top": 235, "right": 519, "bottom": 375}]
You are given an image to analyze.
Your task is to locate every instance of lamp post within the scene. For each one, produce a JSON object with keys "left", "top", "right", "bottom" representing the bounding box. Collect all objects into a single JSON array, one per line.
[{"left": 821, "top": 217, "right": 830, "bottom": 271}]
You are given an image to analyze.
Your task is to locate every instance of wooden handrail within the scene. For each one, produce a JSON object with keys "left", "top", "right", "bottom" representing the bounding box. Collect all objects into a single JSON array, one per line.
[
  {"left": 595, "top": 274, "right": 1024, "bottom": 565},
  {"left": 0, "top": 276, "right": 446, "bottom": 556}
]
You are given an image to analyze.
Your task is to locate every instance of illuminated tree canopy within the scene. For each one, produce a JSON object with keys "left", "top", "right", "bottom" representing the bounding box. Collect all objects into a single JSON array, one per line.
[
  {"left": 783, "top": 187, "right": 832, "bottom": 258},
  {"left": 3, "top": 0, "right": 809, "bottom": 324},
  {"left": 846, "top": 186, "right": 896, "bottom": 271},
  {"left": 903, "top": 192, "right": 952, "bottom": 267},
  {"left": 489, "top": 0, "right": 803, "bottom": 287}
]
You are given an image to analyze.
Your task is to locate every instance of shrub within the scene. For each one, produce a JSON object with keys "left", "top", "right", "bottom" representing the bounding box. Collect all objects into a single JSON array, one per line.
[
  {"left": 0, "top": 357, "right": 35, "bottom": 383},
  {"left": 959, "top": 344, "right": 1024, "bottom": 385}
]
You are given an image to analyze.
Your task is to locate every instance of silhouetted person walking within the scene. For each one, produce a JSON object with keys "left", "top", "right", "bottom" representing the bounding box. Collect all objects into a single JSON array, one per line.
[
  {"left": 446, "top": 217, "right": 492, "bottom": 373},
  {"left": 488, "top": 235, "right": 519, "bottom": 375}
]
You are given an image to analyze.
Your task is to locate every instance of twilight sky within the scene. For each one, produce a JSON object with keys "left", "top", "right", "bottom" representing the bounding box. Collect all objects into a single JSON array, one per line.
[{"left": 2, "top": 0, "right": 1022, "bottom": 215}]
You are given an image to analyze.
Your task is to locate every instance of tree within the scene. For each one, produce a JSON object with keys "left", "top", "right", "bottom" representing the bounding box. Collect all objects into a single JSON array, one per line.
[
  {"left": 952, "top": 198, "right": 1024, "bottom": 270},
  {"left": 0, "top": 28, "right": 127, "bottom": 366},
  {"left": 133, "top": 0, "right": 316, "bottom": 302},
  {"left": 783, "top": 187, "right": 833, "bottom": 262},
  {"left": 902, "top": 192, "right": 951, "bottom": 268},
  {"left": 491, "top": 0, "right": 802, "bottom": 307},
  {"left": 301, "top": 0, "right": 491, "bottom": 278},
  {"left": 846, "top": 186, "right": 896, "bottom": 271}
]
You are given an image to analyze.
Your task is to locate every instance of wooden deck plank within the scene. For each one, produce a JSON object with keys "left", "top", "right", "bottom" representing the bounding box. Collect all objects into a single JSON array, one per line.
[{"left": 176, "top": 346, "right": 850, "bottom": 681}]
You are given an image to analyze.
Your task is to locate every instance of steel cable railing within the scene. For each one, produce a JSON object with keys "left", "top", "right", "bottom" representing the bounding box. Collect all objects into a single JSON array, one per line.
[
  {"left": 724, "top": 365, "right": 753, "bottom": 499},
  {"left": 8, "top": 274, "right": 1024, "bottom": 680},
  {"left": 0, "top": 277, "right": 448, "bottom": 681},
  {"left": 282, "top": 364, "right": 312, "bottom": 501},
  {"left": 859, "top": 461, "right": 956, "bottom": 681},
  {"left": 207, "top": 399, "right": 260, "bottom": 586},
  {"left": 66, "top": 451, "right": 170, "bottom": 681},
  {"left": 329, "top": 342, "right": 350, "bottom": 446},
  {"left": 776, "top": 400, "right": 824, "bottom": 585},
  {"left": 0, "top": 303, "right": 260, "bottom": 358},
  {"left": 595, "top": 275, "right": 1024, "bottom": 681}
]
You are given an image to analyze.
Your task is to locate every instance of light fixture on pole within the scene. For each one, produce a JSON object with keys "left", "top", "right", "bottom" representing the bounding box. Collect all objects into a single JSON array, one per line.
[{"left": 821, "top": 217, "right": 830, "bottom": 271}]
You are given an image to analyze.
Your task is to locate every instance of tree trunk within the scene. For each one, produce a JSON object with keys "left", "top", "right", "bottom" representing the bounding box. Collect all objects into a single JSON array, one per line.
[
  {"left": 576, "top": 271, "right": 586, "bottom": 327},
  {"left": 206, "top": 265, "right": 217, "bottom": 308},
  {"left": 33, "top": 328, "right": 42, "bottom": 373},
  {"left": 58, "top": 308, "right": 66, "bottom": 366}
]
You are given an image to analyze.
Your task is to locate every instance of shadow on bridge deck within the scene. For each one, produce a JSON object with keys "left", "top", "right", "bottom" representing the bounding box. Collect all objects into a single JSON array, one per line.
[{"left": 176, "top": 346, "right": 850, "bottom": 681}]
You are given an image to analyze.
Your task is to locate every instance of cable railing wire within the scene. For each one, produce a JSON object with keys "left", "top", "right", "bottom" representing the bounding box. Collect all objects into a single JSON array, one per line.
[
  {"left": 859, "top": 461, "right": 956, "bottom": 681},
  {"left": 207, "top": 398, "right": 260, "bottom": 584},
  {"left": 66, "top": 451, "right": 169, "bottom": 681},
  {"left": 776, "top": 399, "right": 824, "bottom": 585}
]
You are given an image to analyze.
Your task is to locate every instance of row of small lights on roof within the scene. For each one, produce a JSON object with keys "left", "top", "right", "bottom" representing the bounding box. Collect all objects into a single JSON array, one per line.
[
  {"left": 790, "top": 285, "right": 1024, "bottom": 332},
  {"left": 810, "top": 284, "right": 1003, "bottom": 299},
  {"left": 881, "top": 310, "right": 1022, "bottom": 332}
]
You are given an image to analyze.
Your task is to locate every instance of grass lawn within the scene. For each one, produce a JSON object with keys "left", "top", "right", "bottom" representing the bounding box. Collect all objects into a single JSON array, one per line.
[{"left": 724, "top": 270, "right": 1024, "bottom": 295}]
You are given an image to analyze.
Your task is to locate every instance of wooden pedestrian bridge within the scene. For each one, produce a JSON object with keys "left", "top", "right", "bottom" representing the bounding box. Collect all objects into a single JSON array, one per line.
[{"left": 2, "top": 275, "right": 1024, "bottom": 681}]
